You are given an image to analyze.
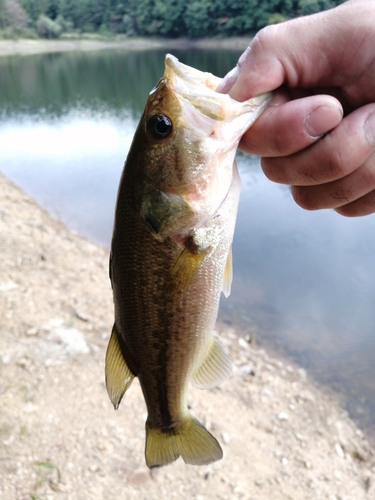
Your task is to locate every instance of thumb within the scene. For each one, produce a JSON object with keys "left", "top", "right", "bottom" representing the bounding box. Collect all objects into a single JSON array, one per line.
[
  {"left": 218, "top": 1, "right": 361, "bottom": 101},
  {"left": 220, "top": 33, "right": 285, "bottom": 100}
]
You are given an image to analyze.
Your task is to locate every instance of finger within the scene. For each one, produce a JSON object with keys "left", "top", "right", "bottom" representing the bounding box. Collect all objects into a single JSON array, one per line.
[
  {"left": 225, "top": 18, "right": 334, "bottom": 101},
  {"left": 222, "top": 2, "right": 375, "bottom": 102},
  {"left": 224, "top": 30, "right": 286, "bottom": 101},
  {"left": 290, "top": 150, "right": 375, "bottom": 211},
  {"left": 239, "top": 93, "right": 343, "bottom": 157},
  {"left": 261, "top": 105, "right": 375, "bottom": 186},
  {"left": 216, "top": 66, "right": 239, "bottom": 94},
  {"left": 335, "top": 189, "right": 375, "bottom": 217}
]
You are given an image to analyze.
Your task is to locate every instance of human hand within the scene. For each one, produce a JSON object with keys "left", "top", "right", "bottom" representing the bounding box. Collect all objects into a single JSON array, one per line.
[{"left": 218, "top": 0, "right": 375, "bottom": 216}]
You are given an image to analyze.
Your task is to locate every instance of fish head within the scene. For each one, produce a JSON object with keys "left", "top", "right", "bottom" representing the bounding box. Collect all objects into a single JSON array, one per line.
[{"left": 127, "top": 54, "right": 272, "bottom": 240}]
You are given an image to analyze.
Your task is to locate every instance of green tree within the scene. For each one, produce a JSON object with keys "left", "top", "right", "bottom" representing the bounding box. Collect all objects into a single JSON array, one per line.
[
  {"left": 214, "top": 0, "right": 259, "bottom": 35},
  {"left": 4, "top": 0, "right": 30, "bottom": 30},
  {"left": 0, "top": 0, "right": 8, "bottom": 27},
  {"left": 184, "top": 0, "right": 215, "bottom": 37},
  {"left": 151, "top": 0, "right": 185, "bottom": 36},
  {"left": 297, "top": 0, "right": 342, "bottom": 15},
  {"left": 3, "top": 0, "right": 346, "bottom": 38},
  {"left": 36, "top": 13, "right": 62, "bottom": 36},
  {"left": 45, "top": 0, "right": 59, "bottom": 19},
  {"left": 19, "top": 0, "right": 48, "bottom": 23}
]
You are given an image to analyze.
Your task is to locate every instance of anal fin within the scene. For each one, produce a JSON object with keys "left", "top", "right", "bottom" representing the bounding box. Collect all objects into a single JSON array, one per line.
[
  {"left": 105, "top": 324, "right": 135, "bottom": 409},
  {"left": 192, "top": 334, "right": 232, "bottom": 389}
]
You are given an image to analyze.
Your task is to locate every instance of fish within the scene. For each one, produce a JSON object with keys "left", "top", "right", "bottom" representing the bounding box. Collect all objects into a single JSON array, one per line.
[{"left": 105, "top": 54, "right": 271, "bottom": 468}]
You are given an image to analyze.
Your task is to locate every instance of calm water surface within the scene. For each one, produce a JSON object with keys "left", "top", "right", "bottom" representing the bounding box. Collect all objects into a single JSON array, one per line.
[{"left": 1, "top": 48, "right": 375, "bottom": 440}]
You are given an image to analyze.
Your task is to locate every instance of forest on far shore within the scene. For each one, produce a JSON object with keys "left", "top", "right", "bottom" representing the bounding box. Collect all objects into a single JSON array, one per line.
[{"left": 1, "top": 0, "right": 344, "bottom": 39}]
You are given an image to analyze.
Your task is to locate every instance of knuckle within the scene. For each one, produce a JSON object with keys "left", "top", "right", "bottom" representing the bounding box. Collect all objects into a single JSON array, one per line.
[
  {"left": 291, "top": 186, "right": 321, "bottom": 210},
  {"left": 270, "top": 133, "right": 287, "bottom": 156},
  {"left": 358, "top": 163, "right": 375, "bottom": 188},
  {"left": 325, "top": 149, "right": 348, "bottom": 179},
  {"left": 249, "top": 25, "right": 279, "bottom": 55},
  {"left": 261, "top": 158, "right": 287, "bottom": 183},
  {"left": 335, "top": 205, "right": 358, "bottom": 217},
  {"left": 336, "top": 188, "right": 375, "bottom": 218}
]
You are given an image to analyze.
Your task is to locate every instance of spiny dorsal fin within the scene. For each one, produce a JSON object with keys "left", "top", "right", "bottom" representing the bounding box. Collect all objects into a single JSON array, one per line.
[
  {"left": 191, "top": 334, "right": 232, "bottom": 389},
  {"left": 145, "top": 415, "right": 222, "bottom": 468},
  {"left": 222, "top": 245, "right": 233, "bottom": 298},
  {"left": 105, "top": 324, "right": 135, "bottom": 409}
]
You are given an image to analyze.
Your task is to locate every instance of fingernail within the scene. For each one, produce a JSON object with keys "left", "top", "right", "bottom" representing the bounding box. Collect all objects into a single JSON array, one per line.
[
  {"left": 216, "top": 67, "right": 239, "bottom": 94},
  {"left": 365, "top": 112, "right": 375, "bottom": 147},
  {"left": 305, "top": 105, "right": 343, "bottom": 138}
]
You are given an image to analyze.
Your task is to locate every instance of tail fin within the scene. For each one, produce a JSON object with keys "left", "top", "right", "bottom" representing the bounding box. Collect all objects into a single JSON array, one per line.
[{"left": 145, "top": 415, "right": 223, "bottom": 468}]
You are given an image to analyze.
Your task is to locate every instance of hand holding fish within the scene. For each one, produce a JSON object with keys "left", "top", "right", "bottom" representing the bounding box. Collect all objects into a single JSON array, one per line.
[{"left": 219, "top": 0, "right": 375, "bottom": 217}]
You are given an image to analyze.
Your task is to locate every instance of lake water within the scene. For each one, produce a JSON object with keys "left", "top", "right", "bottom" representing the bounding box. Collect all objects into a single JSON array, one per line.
[{"left": 1, "top": 48, "right": 375, "bottom": 441}]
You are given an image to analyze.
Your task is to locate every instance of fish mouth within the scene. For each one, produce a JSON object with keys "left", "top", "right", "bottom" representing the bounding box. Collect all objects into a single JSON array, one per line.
[
  {"left": 137, "top": 55, "right": 273, "bottom": 242},
  {"left": 164, "top": 54, "right": 272, "bottom": 124},
  {"left": 165, "top": 54, "right": 222, "bottom": 92}
]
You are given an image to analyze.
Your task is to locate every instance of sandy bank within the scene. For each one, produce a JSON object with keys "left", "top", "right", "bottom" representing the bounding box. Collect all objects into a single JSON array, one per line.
[
  {"left": 0, "top": 37, "right": 251, "bottom": 58},
  {"left": 0, "top": 173, "right": 374, "bottom": 498}
]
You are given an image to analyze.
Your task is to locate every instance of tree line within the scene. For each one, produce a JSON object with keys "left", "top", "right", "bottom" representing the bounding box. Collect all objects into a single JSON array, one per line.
[{"left": 0, "top": 0, "right": 344, "bottom": 39}]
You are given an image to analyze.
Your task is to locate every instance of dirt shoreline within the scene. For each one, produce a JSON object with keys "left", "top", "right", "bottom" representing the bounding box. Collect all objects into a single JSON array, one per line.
[
  {"left": 0, "top": 36, "right": 251, "bottom": 58},
  {"left": 1, "top": 171, "right": 374, "bottom": 500}
]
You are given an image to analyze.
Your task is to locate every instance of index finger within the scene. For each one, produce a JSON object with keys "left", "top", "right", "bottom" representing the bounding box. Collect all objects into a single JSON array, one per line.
[{"left": 238, "top": 92, "right": 343, "bottom": 157}]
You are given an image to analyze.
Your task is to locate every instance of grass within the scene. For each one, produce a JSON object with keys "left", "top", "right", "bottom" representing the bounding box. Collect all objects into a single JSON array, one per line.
[
  {"left": 31, "top": 460, "right": 61, "bottom": 499},
  {"left": 0, "top": 423, "right": 12, "bottom": 437}
]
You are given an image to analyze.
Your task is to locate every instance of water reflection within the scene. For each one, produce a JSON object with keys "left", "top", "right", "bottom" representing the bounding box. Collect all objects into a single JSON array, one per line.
[
  {"left": 0, "top": 111, "right": 136, "bottom": 240},
  {"left": 0, "top": 48, "right": 238, "bottom": 118},
  {"left": 1, "top": 48, "right": 375, "bottom": 440},
  {"left": 0, "top": 50, "right": 159, "bottom": 117},
  {"left": 227, "top": 159, "right": 375, "bottom": 433}
]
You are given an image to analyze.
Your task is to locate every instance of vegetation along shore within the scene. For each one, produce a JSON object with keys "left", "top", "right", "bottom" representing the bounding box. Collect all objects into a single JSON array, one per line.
[{"left": 1, "top": 0, "right": 344, "bottom": 40}]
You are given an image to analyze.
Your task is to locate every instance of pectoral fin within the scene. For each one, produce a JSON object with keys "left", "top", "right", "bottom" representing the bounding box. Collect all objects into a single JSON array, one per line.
[
  {"left": 222, "top": 245, "right": 233, "bottom": 298},
  {"left": 192, "top": 334, "right": 232, "bottom": 389},
  {"left": 171, "top": 246, "right": 208, "bottom": 294},
  {"left": 105, "top": 324, "right": 135, "bottom": 409}
]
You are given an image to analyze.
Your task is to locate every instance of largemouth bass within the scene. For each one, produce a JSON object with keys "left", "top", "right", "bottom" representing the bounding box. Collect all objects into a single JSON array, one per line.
[{"left": 105, "top": 54, "right": 271, "bottom": 468}]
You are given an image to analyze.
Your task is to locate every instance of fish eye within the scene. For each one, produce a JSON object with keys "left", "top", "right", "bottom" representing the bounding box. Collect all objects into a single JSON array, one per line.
[{"left": 147, "top": 114, "right": 173, "bottom": 140}]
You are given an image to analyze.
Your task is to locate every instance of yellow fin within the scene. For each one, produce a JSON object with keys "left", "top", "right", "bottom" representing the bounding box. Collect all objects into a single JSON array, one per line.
[
  {"left": 145, "top": 415, "right": 222, "bottom": 468},
  {"left": 192, "top": 334, "right": 232, "bottom": 389},
  {"left": 171, "top": 246, "right": 208, "bottom": 293},
  {"left": 105, "top": 324, "right": 135, "bottom": 409},
  {"left": 222, "top": 245, "right": 233, "bottom": 298}
]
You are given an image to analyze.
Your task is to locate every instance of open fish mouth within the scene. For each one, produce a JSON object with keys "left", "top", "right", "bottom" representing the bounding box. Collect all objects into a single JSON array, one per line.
[
  {"left": 136, "top": 54, "right": 273, "bottom": 241},
  {"left": 163, "top": 53, "right": 272, "bottom": 124}
]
